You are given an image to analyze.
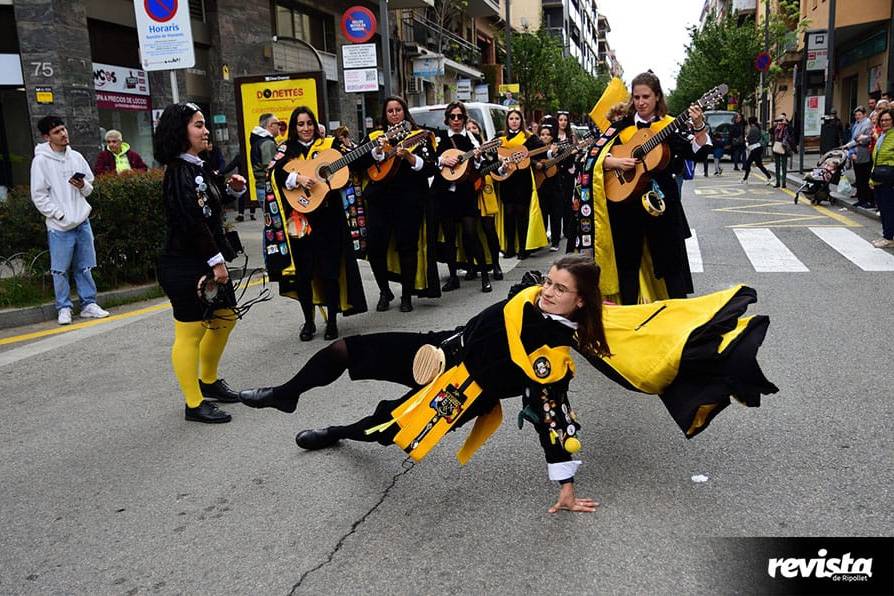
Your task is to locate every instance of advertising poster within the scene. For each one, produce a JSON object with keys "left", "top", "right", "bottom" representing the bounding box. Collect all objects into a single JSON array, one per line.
[{"left": 235, "top": 73, "right": 321, "bottom": 195}]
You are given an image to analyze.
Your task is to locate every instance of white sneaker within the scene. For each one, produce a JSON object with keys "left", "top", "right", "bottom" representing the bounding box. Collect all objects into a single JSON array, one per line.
[
  {"left": 57, "top": 307, "right": 72, "bottom": 325},
  {"left": 80, "top": 303, "right": 109, "bottom": 319}
]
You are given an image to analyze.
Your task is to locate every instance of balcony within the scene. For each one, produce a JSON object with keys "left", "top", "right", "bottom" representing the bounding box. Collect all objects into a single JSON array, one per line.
[
  {"left": 732, "top": 0, "right": 757, "bottom": 14},
  {"left": 401, "top": 12, "right": 482, "bottom": 66},
  {"left": 389, "top": 0, "right": 434, "bottom": 8},
  {"left": 466, "top": 0, "right": 500, "bottom": 18}
]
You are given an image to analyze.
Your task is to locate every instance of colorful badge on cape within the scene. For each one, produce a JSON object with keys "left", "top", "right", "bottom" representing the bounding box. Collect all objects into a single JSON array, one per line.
[{"left": 533, "top": 357, "right": 552, "bottom": 379}]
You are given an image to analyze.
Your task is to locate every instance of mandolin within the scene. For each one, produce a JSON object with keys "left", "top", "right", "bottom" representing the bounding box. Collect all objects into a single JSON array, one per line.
[
  {"left": 533, "top": 133, "right": 596, "bottom": 189},
  {"left": 439, "top": 137, "right": 502, "bottom": 183},
  {"left": 282, "top": 121, "right": 411, "bottom": 213},
  {"left": 491, "top": 140, "right": 572, "bottom": 182},
  {"left": 366, "top": 128, "right": 436, "bottom": 183},
  {"left": 603, "top": 84, "right": 728, "bottom": 203}
]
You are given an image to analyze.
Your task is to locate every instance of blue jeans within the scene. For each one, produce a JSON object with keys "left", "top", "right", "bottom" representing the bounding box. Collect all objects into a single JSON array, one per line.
[{"left": 47, "top": 219, "right": 98, "bottom": 311}]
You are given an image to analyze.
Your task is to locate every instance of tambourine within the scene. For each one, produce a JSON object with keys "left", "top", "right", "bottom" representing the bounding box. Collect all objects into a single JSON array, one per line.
[
  {"left": 197, "top": 274, "right": 220, "bottom": 305},
  {"left": 641, "top": 181, "right": 666, "bottom": 217}
]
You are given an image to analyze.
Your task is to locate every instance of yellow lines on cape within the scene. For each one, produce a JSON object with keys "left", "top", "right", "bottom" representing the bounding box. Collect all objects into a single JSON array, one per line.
[{"left": 0, "top": 302, "right": 170, "bottom": 346}]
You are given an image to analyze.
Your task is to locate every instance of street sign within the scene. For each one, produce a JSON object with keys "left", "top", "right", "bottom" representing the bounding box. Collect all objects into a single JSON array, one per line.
[
  {"left": 456, "top": 78, "right": 472, "bottom": 101},
  {"left": 498, "top": 83, "right": 519, "bottom": 94},
  {"left": 342, "top": 44, "right": 377, "bottom": 69},
  {"left": 133, "top": 0, "right": 195, "bottom": 71},
  {"left": 341, "top": 6, "right": 377, "bottom": 44},
  {"left": 754, "top": 52, "right": 771, "bottom": 72},
  {"left": 344, "top": 68, "right": 379, "bottom": 93}
]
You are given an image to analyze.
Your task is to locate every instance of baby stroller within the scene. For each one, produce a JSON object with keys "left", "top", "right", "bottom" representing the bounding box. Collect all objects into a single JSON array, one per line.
[{"left": 793, "top": 148, "right": 849, "bottom": 205}]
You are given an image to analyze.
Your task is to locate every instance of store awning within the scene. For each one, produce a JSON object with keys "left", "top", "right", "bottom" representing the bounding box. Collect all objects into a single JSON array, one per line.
[{"left": 443, "top": 57, "right": 484, "bottom": 80}]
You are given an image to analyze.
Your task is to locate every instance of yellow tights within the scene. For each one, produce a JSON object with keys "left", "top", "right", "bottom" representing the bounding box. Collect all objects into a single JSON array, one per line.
[{"left": 171, "top": 311, "right": 237, "bottom": 408}]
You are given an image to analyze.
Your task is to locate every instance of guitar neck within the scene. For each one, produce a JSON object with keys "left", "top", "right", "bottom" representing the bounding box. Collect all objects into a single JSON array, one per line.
[
  {"left": 458, "top": 138, "right": 500, "bottom": 162},
  {"left": 544, "top": 138, "right": 592, "bottom": 167},
  {"left": 330, "top": 138, "right": 380, "bottom": 171}
]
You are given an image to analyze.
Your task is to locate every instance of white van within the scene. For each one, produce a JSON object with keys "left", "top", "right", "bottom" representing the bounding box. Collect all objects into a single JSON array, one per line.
[{"left": 409, "top": 102, "right": 509, "bottom": 141}]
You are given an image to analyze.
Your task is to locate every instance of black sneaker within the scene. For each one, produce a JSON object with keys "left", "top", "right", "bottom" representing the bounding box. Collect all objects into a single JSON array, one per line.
[
  {"left": 185, "top": 401, "right": 232, "bottom": 423},
  {"left": 199, "top": 379, "right": 241, "bottom": 403}
]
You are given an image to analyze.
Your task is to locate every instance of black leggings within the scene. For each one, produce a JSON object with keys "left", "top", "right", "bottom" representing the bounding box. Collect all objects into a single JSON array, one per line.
[
  {"left": 442, "top": 216, "right": 486, "bottom": 276},
  {"left": 481, "top": 216, "right": 501, "bottom": 271},
  {"left": 503, "top": 202, "right": 529, "bottom": 257},
  {"left": 743, "top": 148, "right": 771, "bottom": 180}
]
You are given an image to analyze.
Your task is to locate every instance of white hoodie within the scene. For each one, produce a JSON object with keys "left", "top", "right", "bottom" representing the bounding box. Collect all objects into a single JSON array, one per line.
[{"left": 30, "top": 142, "right": 95, "bottom": 232}]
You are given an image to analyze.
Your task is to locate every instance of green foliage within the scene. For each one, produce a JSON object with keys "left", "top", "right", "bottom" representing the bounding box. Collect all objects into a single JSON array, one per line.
[
  {"left": 0, "top": 169, "right": 166, "bottom": 297},
  {"left": 669, "top": 14, "right": 762, "bottom": 114},
  {"left": 510, "top": 28, "right": 608, "bottom": 121}
]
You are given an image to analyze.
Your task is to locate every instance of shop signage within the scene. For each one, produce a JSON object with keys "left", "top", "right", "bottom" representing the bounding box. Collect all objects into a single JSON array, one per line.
[
  {"left": 456, "top": 78, "right": 472, "bottom": 101},
  {"left": 344, "top": 68, "right": 379, "bottom": 93},
  {"left": 498, "top": 83, "right": 520, "bottom": 94},
  {"left": 413, "top": 56, "right": 444, "bottom": 79},
  {"left": 474, "top": 84, "right": 489, "bottom": 103},
  {"left": 804, "top": 95, "right": 824, "bottom": 136},
  {"left": 96, "top": 91, "right": 151, "bottom": 111},
  {"left": 133, "top": 0, "right": 195, "bottom": 71},
  {"left": 341, "top": 6, "right": 377, "bottom": 44},
  {"left": 93, "top": 62, "right": 150, "bottom": 95}
]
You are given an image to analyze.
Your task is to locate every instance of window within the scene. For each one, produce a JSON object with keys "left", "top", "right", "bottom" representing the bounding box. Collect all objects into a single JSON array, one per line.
[
  {"left": 189, "top": 0, "right": 205, "bottom": 22},
  {"left": 274, "top": 2, "right": 337, "bottom": 54}
]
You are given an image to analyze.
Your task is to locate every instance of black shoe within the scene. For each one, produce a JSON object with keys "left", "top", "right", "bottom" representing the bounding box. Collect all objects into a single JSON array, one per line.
[
  {"left": 492, "top": 264, "right": 503, "bottom": 281},
  {"left": 376, "top": 289, "right": 394, "bottom": 312},
  {"left": 324, "top": 322, "right": 339, "bottom": 340},
  {"left": 503, "top": 251, "right": 516, "bottom": 259},
  {"left": 295, "top": 428, "right": 340, "bottom": 450},
  {"left": 235, "top": 215, "right": 245, "bottom": 222},
  {"left": 481, "top": 273, "right": 492, "bottom": 293},
  {"left": 441, "top": 276, "right": 460, "bottom": 292},
  {"left": 239, "top": 387, "right": 297, "bottom": 413},
  {"left": 463, "top": 270, "right": 478, "bottom": 281},
  {"left": 517, "top": 252, "right": 529, "bottom": 260},
  {"left": 399, "top": 296, "right": 413, "bottom": 312},
  {"left": 199, "top": 378, "right": 241, "bottom": 403},
  {"left": 185, "top": 401, "right": 232, "bottom": 423},
  {"left": 299, "top": 322, "right": 316, "bottom": 341},
  {"left": 250, "top": 213, "right": 256, "bottom": 221},
  {"left": 773, "top": 183, "right": 780, "bottom": 188}
]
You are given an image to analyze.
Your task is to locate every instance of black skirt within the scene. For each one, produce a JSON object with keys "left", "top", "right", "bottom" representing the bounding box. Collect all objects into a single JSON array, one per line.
[{"left": 158, "top": 254, "right": 236, "bottom": 322}]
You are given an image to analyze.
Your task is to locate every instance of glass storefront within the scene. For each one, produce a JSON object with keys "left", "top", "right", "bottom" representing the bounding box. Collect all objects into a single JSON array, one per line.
[{"left": 0, "top": 87, "right": 32, "bottom": 194}]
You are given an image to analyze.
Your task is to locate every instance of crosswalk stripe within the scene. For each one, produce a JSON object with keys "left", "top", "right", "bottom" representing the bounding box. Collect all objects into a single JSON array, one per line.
[
  {"left": 733, "top": 228, "right": 809, "bottom": 272},
  {"left": 686, "top": 228, "right": 703, "bottom": 273},
  {"left": 809, "top": 227, "right": 894, "bottom": 271}
]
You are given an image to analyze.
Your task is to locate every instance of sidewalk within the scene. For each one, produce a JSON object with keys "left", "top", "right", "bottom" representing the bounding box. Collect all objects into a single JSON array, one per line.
[
  {"left": 786, "top": 171, "right": 881, "bottom": 221},
  {"left": 0, "top": 219, "right": 266, "bottom": 330}
]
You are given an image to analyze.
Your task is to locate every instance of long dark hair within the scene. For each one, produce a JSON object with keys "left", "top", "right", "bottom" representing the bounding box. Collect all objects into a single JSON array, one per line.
[
  {"left": 380, "top": 95, "right": 418, "bottom": 130},
  {"left": 505, "top": 108, "right": 526, "bottom": 135},
  {"left": 551, "top": 255, "right": 610, "bottom": 358},
  {"left": 625, "top": 71, "right": 669, "bottom": 120},
  {"left": 153, "top": 102, "right": 202, "bottom": 165},
  {"left": 556, "top": 111, "right": 576, "bottom": 143},
  {"left": 282, "top": 106, "right": 322, "bottom": 159},
  {"left": 443, "top": 101, "right": 468, "bottom": 125}
]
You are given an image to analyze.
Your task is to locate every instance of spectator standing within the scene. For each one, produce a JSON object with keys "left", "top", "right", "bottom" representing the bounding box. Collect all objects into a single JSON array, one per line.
[
  {"left": 242, "top": 113, "right": 280, "bottom": 221},
  {"left": 30, "top": 115, "right": 109, "bottom": 325},
  {"left": 771, "top": 116, "right": 794, "bottom": 188},
  {"left": 870, "top": 109, "right": 894, "bottom": 248},
  {"left": 93, "top": 129, "right": 148, "bottom": 175},
  {"left": 848, "top": 106, "right": 875, "bottom": 208},
  {"left": 729, "top": 112, "right": 746, "bottom": 171}
]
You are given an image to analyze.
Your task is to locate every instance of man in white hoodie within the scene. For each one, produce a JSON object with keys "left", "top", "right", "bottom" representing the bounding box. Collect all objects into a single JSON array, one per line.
[{"left": 30, "top": 115, "right": 109, "bottom": 325}]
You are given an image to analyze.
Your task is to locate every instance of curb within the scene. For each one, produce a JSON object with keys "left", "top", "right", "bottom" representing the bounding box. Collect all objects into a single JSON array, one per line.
[
  {"left": 0, "top": 283, "right": 161, "bottom": 330},
  {"left": 786, "top": 172, "right": 881, "bottom": 221}
]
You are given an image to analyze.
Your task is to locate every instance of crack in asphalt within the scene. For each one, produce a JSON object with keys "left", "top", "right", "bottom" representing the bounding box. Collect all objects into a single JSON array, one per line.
[{"left": 288, "top": 458, "right": 416, "bottom": 594}]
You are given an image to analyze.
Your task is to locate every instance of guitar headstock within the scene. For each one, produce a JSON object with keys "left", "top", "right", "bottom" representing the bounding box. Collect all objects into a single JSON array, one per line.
[
  {"left": 385, "top": 120, "right": 412, "bottom": 142},
  {"left": 697, "top": 84, "right": 729, "bottom": 111}
]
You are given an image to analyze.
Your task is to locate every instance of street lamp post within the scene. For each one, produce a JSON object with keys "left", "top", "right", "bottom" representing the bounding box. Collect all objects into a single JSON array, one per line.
[
  {"left": 380, "top": 0, "right": 393, "bottom": 97},
  {"left": 823, "top": 0, "right": 836, "bottom": 114},
  {"left": 504, "top": 0, "right": 512, "bottom": 83}
]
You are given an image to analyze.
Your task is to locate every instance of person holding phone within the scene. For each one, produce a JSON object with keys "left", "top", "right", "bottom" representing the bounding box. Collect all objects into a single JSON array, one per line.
[
  {"left": 30, "top": 115, "right": 109, "bottom": 325},
  {"left": 154, "top": 103, "right": 245, "bottom": 424}
]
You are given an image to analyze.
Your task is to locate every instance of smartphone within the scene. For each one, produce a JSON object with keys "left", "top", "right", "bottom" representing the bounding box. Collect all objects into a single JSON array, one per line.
[{"left": 70, "top": 172, "right": 86, "bottom": 182}]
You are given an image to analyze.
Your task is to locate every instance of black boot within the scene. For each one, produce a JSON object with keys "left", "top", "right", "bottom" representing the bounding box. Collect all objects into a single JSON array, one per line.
[
  {"left": 481, "top": 271, "right": 492, "bottom": 293},
  {"left": 399, "top": 295, "right": 414, "bottom": 312},
  {"left": 295, "top": 427, "right": 341, "bottom": 450},
  {"left": 376, "top": 288, "right": 394, "bottom": 312},
  {"left": 185, "top": 401, "right": 231, "bottom": 423},
  {"left": 492, "top": 261, "right": 503, "bottom": 281},
  {"left": 199, "top": 379, "right": 240, "bottom": 403},
  {"left": 238, "top": 387, "right": 298, "bottom": 413},
  {"left": 299, "top": 322, "right": 316, "bottom": 341},
  {"left": 463, "top": 269, "right": 478, "bottom": 281},
  {"left": 442, "top": 276, "right": 460, "bottom": 291},
  {"left": 324, "top": 321, "right": 339, "bottom": 340}
]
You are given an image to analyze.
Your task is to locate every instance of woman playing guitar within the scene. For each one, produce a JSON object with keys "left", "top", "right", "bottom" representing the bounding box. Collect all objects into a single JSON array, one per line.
[
  {"left": 466, "top": 118, "right": 505, "bottom": 282},
  {"left": 496, "top": 109, "right": 551, "bottom": 259},
  {"left": 359, "top": 96, "right": 439, "bottom": 313},
  {"left": 555, "top": 111, "right": 579, "bottom": 253},
  {"left": 433, "top": 101, "right": 492, "bottom": 294},
  {"left": 265, "top": 106, "right": 368, "bottom": 341},
  {"left": 597, "top": 72, "right": 711, "bottom": 304}
]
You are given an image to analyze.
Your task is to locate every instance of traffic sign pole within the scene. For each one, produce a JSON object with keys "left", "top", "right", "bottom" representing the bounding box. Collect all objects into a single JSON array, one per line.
[{"left": 379, "top": 1, "right": 392, "bottom": 98}]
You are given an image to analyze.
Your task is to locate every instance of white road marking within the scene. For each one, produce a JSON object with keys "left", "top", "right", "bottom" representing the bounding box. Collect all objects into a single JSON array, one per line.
[
  {"left": 809, "top": 227, "right": 894, "bottom": 271},
  {"left": 686, "top": 229, "right": 703, "bottom": 273},
  {"left": 733, "top": 228, "right": 809, "bottom": 272}
]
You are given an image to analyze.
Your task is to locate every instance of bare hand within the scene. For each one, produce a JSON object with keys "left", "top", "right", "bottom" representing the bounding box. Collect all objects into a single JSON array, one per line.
[
  {"left": 227, "top": 174, "right": 246, "bottom": 192},
  {"left": 69, "top": 177, "right": 85, "bottom": 190},
  {"left": 297, "top": 174, "right": 316, "bottom": 189},
  {"left": 550, "top": 143, "right": 558, "bottom": 154},
  {"left": 212, "top": 262, "right": 229, "bottom": 284},
  {"left": 396, "top": 147, "right": 414, "bottom": 162},
  {"left": 548, "top": 483, "right": 598, "bottom": 514},
  {"left": 472, "top": 148, "right": 481, "bottom": 159},
  {"left": 604, "top": 156, "right": 638, "bottom": 171},
  {"left": 442, "top": 155, "right": 459, "bottom": 168},
  {"left": 688, "top": 104, "right": 705, "bottom": 129}
]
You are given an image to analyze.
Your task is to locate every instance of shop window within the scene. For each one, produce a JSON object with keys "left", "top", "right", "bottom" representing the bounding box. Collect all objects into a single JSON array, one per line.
[
  {"left": 0, "top": 7, "right": 19, "bottom": 53},
  {"left": 274, "top": 2, "right": 337, "bottom": 54},
  {"left": 189, "top": 0, "right": 206, "bottom": 22},
  {"left": 88, "top": 19, "right": 140, "bottom": 68}
]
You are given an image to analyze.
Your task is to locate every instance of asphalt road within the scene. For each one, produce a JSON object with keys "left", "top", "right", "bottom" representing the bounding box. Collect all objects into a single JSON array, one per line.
[{"left": 1, "top": 171, "right": 891, "bottom": 594}]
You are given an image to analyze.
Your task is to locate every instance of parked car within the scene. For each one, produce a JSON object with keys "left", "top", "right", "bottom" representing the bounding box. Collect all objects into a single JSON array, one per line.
[
  {"left": 703, "top": 110, "right": 738, "bottom": 156},
  {"left": 409, "top": 102, "right": 509, "bottom": 141}
]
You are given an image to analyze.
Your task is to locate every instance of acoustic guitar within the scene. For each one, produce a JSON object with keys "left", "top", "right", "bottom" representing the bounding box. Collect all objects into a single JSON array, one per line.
[
  {"left": 367, "top": 129, "right": 436, "bottom": 183},
  {"left": 282, "top": 121, "right": 411, "bottom": 213},
  {"left": 439, "top": 137, "right": 502, "bottom": 183},
  {"left": 490, "top": 140, "right": 570, "bottom": 182},
  {"left": 603, "top": 84, "right": 728, "bottom": 203},
  {"left": 533, "top": 133, "right": 596, "bottom": 189}
]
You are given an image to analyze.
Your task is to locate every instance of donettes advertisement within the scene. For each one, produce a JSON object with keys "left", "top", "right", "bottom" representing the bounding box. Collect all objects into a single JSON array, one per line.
[{"left": 235, "top": 73, "right": 321, "bottom": 195}]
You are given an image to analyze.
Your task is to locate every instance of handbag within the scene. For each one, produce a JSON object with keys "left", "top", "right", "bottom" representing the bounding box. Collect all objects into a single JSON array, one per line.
[
  {"left": 772, "top": 141, "right": 786, "bottom": 155},
  {"left": 870, "top": 164, "right": 894, "bottom": 185}
]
